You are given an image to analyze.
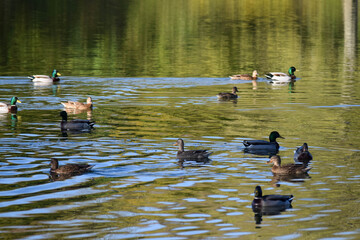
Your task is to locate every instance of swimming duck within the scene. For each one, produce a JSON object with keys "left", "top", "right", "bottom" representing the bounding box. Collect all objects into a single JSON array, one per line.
[
  {"left": 60, "top": 111, "right": 95, "bottom": 131},
  {"left": 230, "top": 70, "right": 258, "bottom": 80},
  {"left": 61, "top": 97, "right": 93, "bottom": 110},
  {"left": 252, "top": 185, "right": 293, "bottom": 209},
  {"left": 174, "top": 138, "right": 212, "bottom": 160},
  {"left": 265, "top": 67, "right": 296, "bottom": 83},
  {"left": 243, "top": 131, "right": 284, "bottom": 153},
  {"left": 0, "top": 97, "right": 21, "bottom": 113},
  {"left": 293, "top": 143, "right": 313, "bottom": 165},
  {"left": 50, "top": 158, "right": 93, "bottom": 174},
  {"left": 29, "top": 69, "right": 61, "bottom": 83},
  {"left": 217, "top": 86, "right": 238, "bottom": 100},
  {"left": 267, "top": 155, "right": 312, "bottom": 175}
]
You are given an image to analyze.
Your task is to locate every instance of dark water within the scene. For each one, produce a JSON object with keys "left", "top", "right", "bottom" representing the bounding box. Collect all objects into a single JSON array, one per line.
[{"left": 0, "top": 0, "right": 360, "bottom": 239}]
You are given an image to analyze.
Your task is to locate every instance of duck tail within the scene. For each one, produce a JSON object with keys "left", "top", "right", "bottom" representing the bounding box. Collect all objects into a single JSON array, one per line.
[
  {"left": 265, "top": 73, "right": 273, "bottom": 79},
  {"left": 28, "top": 75, "right": 35, "bottom": 80}
]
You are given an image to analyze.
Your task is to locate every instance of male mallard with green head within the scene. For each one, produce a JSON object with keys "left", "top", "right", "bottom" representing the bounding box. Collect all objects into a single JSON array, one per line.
[
  {"left": 0, "top": 97, "right": 21, "bottom": 113},
  {"left": 265, "top": 66, "right": 296, "bottom": 83},
  {"left": 29, "top": 69, "right": 61, "bottom": 83},
  {"left": 243, "top": 131, "right": 284, "bottom": 152}
]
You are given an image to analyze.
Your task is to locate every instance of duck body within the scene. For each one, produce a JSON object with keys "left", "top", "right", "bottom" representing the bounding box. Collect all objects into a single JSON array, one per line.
[
  {"left": 265, "top": 67, "right": 296, "bottom": 83},
  {"left": 268, "top": 155, "right": 312, "bottom": 175},
  {"left": 29, "top": 69, "right": 61, "bottom": 83},
  {"left": 294, "top": 143, "right": 312, "bottom": 165},
  {"left": 50, "top": 158, "right": 93, "bottom": 174},
  {"left": 251, "top": 186, "right": 293, "bottom": 210},
  {"left": 243, "top": 131, "right": 284, "bottom": 154},
  {"left": 61, "top": 97, "right": 93, "bottom": 110},
  {"left": 230, "top": 70, "right": 258, "bottom": 80},
  {"left": 174, "top": 138, "right": 212, "bottom": 160},
  {"left": 60, "top": 111, "right": 95, "bottom": 131},
  {"left": 0, "top": 97, "right": 21, "bottom": 113},
  {"left": 217, "top": 86, "right": 238, "bottom": 100}
]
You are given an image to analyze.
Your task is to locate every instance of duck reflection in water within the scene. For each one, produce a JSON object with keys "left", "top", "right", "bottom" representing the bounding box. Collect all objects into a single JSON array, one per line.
[
  {"left": 177, "top": 158, "right": 212, "bottom": 169},
  {"left": 251, "top": 186, "right": 293, "bottom": 225}
]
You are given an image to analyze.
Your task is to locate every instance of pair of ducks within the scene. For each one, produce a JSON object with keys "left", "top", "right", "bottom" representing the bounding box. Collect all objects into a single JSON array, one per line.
[
  {"left": 229, "top": 67, "right": 297, "bottom": 82},
  {"left": 175, "top": 132, "right": 313, "bottom": 175}
]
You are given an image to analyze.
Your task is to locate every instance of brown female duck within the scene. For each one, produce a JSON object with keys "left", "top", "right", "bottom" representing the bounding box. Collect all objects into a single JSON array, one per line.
[
  {"left": 50, "top": 158, "right": 93, "bottom": 174},
  {"left": 61, "top": 97, "right": 93, "bottom": 110},
  {"left": 174, "top": 138, "right": 212, "bottom": 159},
  {"left": 267, "top": 155, "right": 312, "bottom": 175},
  {"left": 217, "top": 86, "right": 238, "bottom": 100},
  {"left": 230, "top": 70, "right": 258, "bottom": 80}
]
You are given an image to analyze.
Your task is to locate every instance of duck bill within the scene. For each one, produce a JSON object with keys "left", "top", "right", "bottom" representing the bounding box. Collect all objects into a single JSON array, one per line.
[
  {"left": 279, "top": 135, "right": 285, "bottom": 139},
  {"left": 173, "top": 143, "right": 178, "bottom": 146},
  {"left": 17, "top": 100, "right": 21, "bottom": 103}
]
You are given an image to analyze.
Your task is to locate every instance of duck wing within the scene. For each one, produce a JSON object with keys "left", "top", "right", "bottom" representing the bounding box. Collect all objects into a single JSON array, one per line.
[
  {"left": 243, "top": 140, "right": 271, "bottom": 147},
  {"left": 57, "top": 164, "right": 93, "bottom": 174},
  {"left": 177, "top": 150, "right": 212, "bottom": 159},
  {"left": 263, "top": 194, "right": 293, "bottom": 202}
]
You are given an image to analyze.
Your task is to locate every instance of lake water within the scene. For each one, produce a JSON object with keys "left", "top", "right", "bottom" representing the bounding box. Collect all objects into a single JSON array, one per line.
[{"left": 0, "top": 0, "right": 360, "bottom": 239}]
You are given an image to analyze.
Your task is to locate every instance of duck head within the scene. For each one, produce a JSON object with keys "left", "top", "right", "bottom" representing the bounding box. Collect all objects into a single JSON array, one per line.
[
  {"left": 173, "top": 138, "right": 185, "bottom": 152},
  {"left": 86, "top": 97, "right": 93, "bottom": 104},
  {"left": 60, "top": 111, "right": 68, "bottom": 121},
  {"left": 252, "top": 70, "right": 259, "bottom": 78},
  {"left": 52, "top": 69, "right": 61, "bottom": 78},
  {"left": 50, "top": 158, "right": 59, "bottom": 170},
  {"left": 254, "top": 186, "right": 263, "bottom": 198},
  {"left": 267, "top": 155, "right": 281, "bottom": 166},
  {"left": 269, "top": 131, "right": 284, "bottom": 142},
  {"left": 288, "top": 66, "right": 296, "bottom": 76},
  {"left": 301, "top": 143, "right": 309, "bottom": 152},
  {"left": 232, "top": 86, "right": 239, "bottom": 93},
  {"left": 10, "top": 97, "right": 21, "bottom": 105}
]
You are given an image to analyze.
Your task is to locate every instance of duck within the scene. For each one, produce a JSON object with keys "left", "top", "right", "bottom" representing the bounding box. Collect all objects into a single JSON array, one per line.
[
  {"left": 50, "top": 158, "right": 93, "bottom": 174},
  {"left": 217, "top": 86, "right": 238, "bottom": 100},
  {"left": 251, "top": 185, "right": 293, "bottom": 224},
  {"left": 60, "top": 111, "right": 95, "bottom": 131},
  {"left": 28, "top": 69, "right": 61, "bottom": 83},
  {"left": 265, "top": 66, "right": 296, "bottom": 83},
  {"left": 174, "top": 138, "right": 212, "bottom": 160},
  {"left": 61, "top": 97, "right": 93, "bottom": 110},
  {"left": 230, "top": 70, "right": 258, "bottom": 80},
  {"left": 267, "top": 155, "right": 312, "bottom": 175},
  {"left": 0, "top": 97, "right": 21, "bottom": 113},
  {"left": 252, "top": 185, "right": 293, "bottom": 209},
  {"left": 294, "top": 143, "right": 313, "bottom": 165},
  {"left": 243, "top": 131, "right": 284, "bottom": 153}
]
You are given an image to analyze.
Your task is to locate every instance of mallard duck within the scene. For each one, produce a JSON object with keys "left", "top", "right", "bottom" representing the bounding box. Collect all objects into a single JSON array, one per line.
[
  {"left": 60, "top": 111, "right": 95, "bottom": 131},
  {"left": 267, "top": 155, "right": 312, "bottom": 175},
  {"left": 217, "top": 86, "right": 238, "bottom": 100},
  {"left": 61, "top": 97, "right": 93, "bottom": 110},
  {"left": 294, "top": 143, "right": 312, "bottom": 165},
  {"left": 50, "top": 158, "right": 93, "bottom": 174},
  {"left": 28, "top": 69, "right": 61, "bottom": 83},
  {"left": 0, "top": 97, "right": 21, "bottom": 113},
  {"left": 174, "top": 138, "right": 212, "bottom": 159},
  {"left": 265, "top": 66, "right": 296, "bottom": 83},
  {"left": 243, "top": 131, "right": 284, "bottom": 153},
  {"left": 252, "top": 185, "right": 293, "bottom": 209},
  {"left": 230, "top": 70, "right": 258, "bottom": 80},
  {"left": 251, "top": 185, "right": 293, "bottom": 224}
]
